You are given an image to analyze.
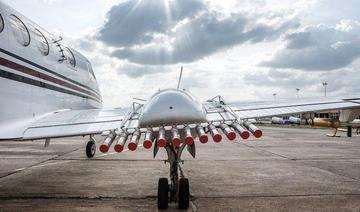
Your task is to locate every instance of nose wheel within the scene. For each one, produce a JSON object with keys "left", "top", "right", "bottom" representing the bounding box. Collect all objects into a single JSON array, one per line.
[
  {"left": 157, "top": 178, "right": 169, "bottom": 209},
  {"left": 157, "top": 145, "right": 190, "bottom": 210},
  {"left": 86, "top": 139, "right": 96, "bottom": 158},
  {"left": 157, "top": 177, "right": 190, "bottom": 210},
  {"left": 178, "top": 178, "right": 190, "bottom": 209}
]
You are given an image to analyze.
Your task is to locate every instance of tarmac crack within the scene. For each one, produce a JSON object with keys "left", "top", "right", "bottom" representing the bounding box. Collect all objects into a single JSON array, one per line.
[
  {"left": 237, "top": 142, "right": 360, "bottom": 183},
  {"left": 239, "top": 142, "right": 294, "bottom": 160},
  {"left": 297, "top": 161, "right": 360, "bottom": 182},
  {"left": 0, "top": 144, "right": 85, "bottom": 180}
]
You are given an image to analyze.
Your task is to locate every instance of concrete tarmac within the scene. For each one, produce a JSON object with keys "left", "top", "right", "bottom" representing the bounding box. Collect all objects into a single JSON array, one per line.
[{"left": 0, "top": 126, "right": 360, "bottom": 211}]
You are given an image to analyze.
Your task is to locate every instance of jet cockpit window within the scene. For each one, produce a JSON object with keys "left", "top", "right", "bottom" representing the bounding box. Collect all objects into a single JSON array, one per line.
[
  {"left": 0, "top": 14, "right": 4, "bottom": 33},
  {"left": 31, "top": 28, "right": 49, "bottom": 56},
  {"left": 64, "top": 47, "right": 76, "bottom": 67},
  {"left": 9, "top": 15, "right": 30, "bottom": 46}
]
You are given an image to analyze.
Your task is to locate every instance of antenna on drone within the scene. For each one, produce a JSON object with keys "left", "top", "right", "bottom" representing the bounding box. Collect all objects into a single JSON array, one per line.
[{"left": 177, "top": 66, "right": 183, "bottom": 90}]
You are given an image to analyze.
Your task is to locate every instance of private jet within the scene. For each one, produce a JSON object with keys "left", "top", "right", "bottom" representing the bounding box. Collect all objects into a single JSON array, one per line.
[{"left": 1, "top": 1, "right": 360, "bottom": 209}]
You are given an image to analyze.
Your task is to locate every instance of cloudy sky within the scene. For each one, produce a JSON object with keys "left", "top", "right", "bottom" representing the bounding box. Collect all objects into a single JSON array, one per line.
[{"left": 3, "top": 0, "right": 360, "bottom": 107}]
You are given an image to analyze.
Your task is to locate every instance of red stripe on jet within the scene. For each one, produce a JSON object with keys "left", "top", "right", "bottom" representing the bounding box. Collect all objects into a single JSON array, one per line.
[{"left": 0, "top": 57, "right": 100, "bottom": 100}]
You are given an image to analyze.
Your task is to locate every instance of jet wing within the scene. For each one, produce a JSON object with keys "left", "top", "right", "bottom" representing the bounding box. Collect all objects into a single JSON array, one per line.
[
  {"left": 3, "top": 95, "right": 360, "bottom": 141},
  {"left": 0, "top": 108, "right": 128, "bottom": 141},
  {"left": 233, "top": 97, "right": 360, "bottom": 119},
  {"left": 204, "top": 96, "right": 360, "bottom": 121}
]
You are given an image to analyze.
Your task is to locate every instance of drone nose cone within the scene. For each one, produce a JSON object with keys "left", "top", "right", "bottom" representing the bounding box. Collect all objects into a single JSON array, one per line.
[
  {"left": 99, "top": 144, "right": 109, "bottom": 153},
  {"left": 138, "top": 89, "right": 207, "bottom": 128},
  {"left": 114, "top": 144, "right": 124, "bottom": 153}
]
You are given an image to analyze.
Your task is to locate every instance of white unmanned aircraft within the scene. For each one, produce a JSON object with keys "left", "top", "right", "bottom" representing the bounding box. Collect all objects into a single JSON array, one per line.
[{"left": 1, "top": 1, "right": 360, "bottom": 209}]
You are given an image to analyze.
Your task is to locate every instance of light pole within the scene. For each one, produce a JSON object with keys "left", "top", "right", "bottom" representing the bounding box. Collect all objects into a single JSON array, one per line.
[
  {"left": 273, "top": 93, "right": 277, "bottom": 101},
  {"left": 296, "top": 88, "right": 300, "bottom": 99},
  {"left": 322, "top": 82, "right": 328, "bottom": 97}
]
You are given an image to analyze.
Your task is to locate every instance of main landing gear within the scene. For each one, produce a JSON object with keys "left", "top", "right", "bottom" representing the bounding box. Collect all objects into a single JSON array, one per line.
[
  {"left": 86, "top": 137, "right": 96, "bottom": 158},
  {"left": 157, "top": 144, "right": 190, "bottom": 210}
]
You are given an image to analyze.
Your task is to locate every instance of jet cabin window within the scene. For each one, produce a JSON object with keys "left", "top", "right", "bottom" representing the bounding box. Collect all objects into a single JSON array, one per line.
[
  {"left": 9, "top": 15, "right": 30, "bottom": 46},
  {"left": 64, "top": 47, "right": 76, "bottom": 67},
  {"left": 0, "top": 14, "right": 4, "bottom": 33},
  {"left": 31, "top": 27, "right": 49, "bottom": 56}
]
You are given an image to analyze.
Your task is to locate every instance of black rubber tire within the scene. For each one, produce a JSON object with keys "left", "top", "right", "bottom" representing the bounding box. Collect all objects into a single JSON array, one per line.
[
  {"left": 178, "top": 178, "right": 190, "bottom": 209},
  {"left": 86, "top": 140, "right": 96, "bottom": 158},
  {"left": 157, "top": 178, "right": 169, "bottom": 209}
]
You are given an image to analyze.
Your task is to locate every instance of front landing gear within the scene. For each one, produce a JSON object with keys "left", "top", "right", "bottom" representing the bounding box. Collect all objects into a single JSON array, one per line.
[
  {"left": 157, "top": 144, "right": 191, "bottom": 210},
  {"left": 157, "top": 178, "right": 169, "bottom": 209},
  {"left": 178, "top": 178, "right": 190, "bottom": 209},
  {"left": 86, "top": 138, "right": 96, "bottom": 158}
]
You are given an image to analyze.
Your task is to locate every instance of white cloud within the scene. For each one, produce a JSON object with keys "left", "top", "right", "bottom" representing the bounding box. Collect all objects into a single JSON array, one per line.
[
  {"left": 261, "top": 20, "right": 360, "bottom": 70},
  {"left": 3, "top": 0, "right": 360, "bottom": 107},
  {"left": 99, "top": 0, "right": 299, "bottom": 65}
]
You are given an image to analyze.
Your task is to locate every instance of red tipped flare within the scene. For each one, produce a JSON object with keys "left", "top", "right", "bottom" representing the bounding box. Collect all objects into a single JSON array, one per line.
[
  {"left": 100, "top": 133, "right": 116, "bottom": 153},
  {"left": 171, "top": 128, "right": 181, "bottom": 147},
  {"left": 172, "top": 137, "right": 181, "bottom": 147},
  {"left": 128, "top": 142, "right": 137, "bottom": 151},
  {"left": 99, "top": 144, "right": 109, "bottom": 153},
  {"left": 197, "top": 126, "right": 208, "bottom": 144},
  {"left": 114, "top": 144, "right": 124, "bottom": 153},
  {"left": 253, "top": 129, "right": 262, "bottom": 138},
  {"left": 199, "top": 134, "right": 208, "bottom": 143},
  {"left": 221, "top": 123, "right": 236, "bottom": 141},
  {"left": 227, "top": 131, "right": 236, "bottom": 140},
  {"left": 143, "top": 130, "right": 153, "bottom": 149},
  {"left": 128, "top": 131, "right": 140, "bottom": 151},
  {"left": 242, "top": 122, "right": 263, "bottom": 138},
  {"left": 157, "top": 127, "right": 167, "bottom": 147},
  {"left": 184, "top": 126, "right": 194, "bottom": 145},
  {"left": 113, "top": 133, "right": 128, "bottom": 153},
  {"left": 143, "top": 139, "right": 153, "bottom": 149},
  {"left": 157, "top": 138, "right": 167, "bottom": 147},
  {"left": 232, "top": 123, "right": 250, "bottom": 140},
  {"left": 209, "top": 124, "right": 222, "bottom": 143},
  {"left": 213, "top": 133, "right": 222, "bottom": 143},
  {"left": 240, "top": 131, "right": 250, "bottom": 139},
  {"left": 185, "top": 136, "right": 194, "bottom": 145}
]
